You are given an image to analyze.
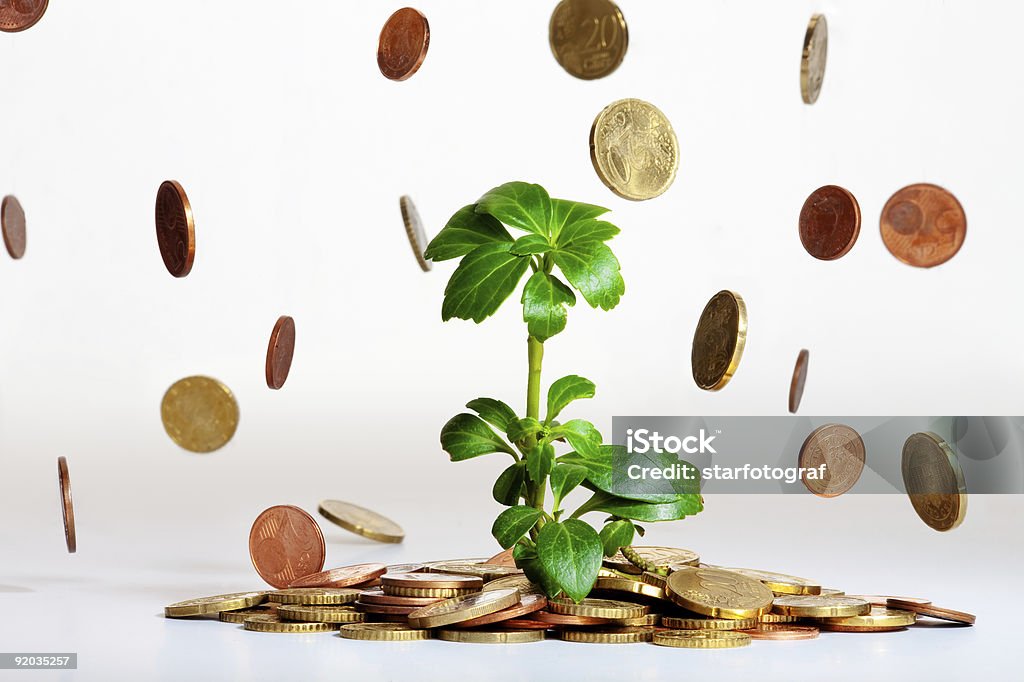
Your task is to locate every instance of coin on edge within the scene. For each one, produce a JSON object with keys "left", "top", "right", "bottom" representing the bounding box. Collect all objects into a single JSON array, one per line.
[
  {"left": 265, "top": 316, "right": 296, "bottom": 390},
  {"left": 789, "top": 349, "right": 810, "bottom": 413},
  {"left": 901, "top": 432, "right": 968, "bottom": 531},
  {"left": 249, "top": 505, "right": 326, "bottom": 589},
  {"left": 57, "top": 456, "right": 76, "bottom": 553},
  {"left": 400, "top": 196, "right": 431, "bottom": 272},
  {"left": 1, "top": 195, "right": 26, "bottom": 259},
  {"left": 799, "top": 185, "right": 860, "bottom": 260},
  {"left": 590, "top": 98, "right": 679, "bottom": 201},
  {"left": 799, "top": 424, "right": 866, "bottom": 497},
  {"left": 886, "top": 599, "right": 975, "bottom": 625},
  {"left": 801, "top": 14, "right": 828, "bottom": 104},
  {"left": 773, "top": 595, "right": 870, "bottom": 618},
  {"left": 880, "top": 183, "right": 966, "bottom": 268},
  {"left": 408, "top": 589, "right": 520, "bottom": 629},
  {"left": 339, "top": 623, "right": 432, "bottom": 641},
  {"left": 165, "top": 591, "right": 266, "bottom": 618},
  {"left": 654, "top": 630, "right": 751, "bottom": 649},
  {"left": 154, "top": 180, "right": 195, "bottom": 278},
  {"left": 549, "top": 0, "right": 628, "bottom": 80},
  {"left": 667, "top": 567, "right": 774, "bottom": 619},
  {"left": 318, "top": 499, "right": 405, "bottom": 543},
  {"left": 377, "top": 8, "right": 430, "bottom": 81},
  {"left": 691, "top": 291, "right": 748, "bottom": 391},
  {"left": 161, "top": 376, "right": 239, "bottom": 453},
  {"left": 0, "top": 0, "right": 48, "bottom": 32}
]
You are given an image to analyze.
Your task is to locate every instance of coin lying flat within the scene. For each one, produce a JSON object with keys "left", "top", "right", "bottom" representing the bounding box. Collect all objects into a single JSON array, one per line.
[
  {"left": 358, "top": 587, "right": 440, "bottom": 607},
  {"left": 482, "top": 575, "right": 545, "bottom": 596},
  {"left": 0, "top": 0, "right": 48, "bottom": 32},
  {"left": 377, "top": 8, "right": 430, "bottom": 81},
  {"left": 57, "top": 456, "right": 76, "bottom": 553},
  {"left": 846, "top": 595, "right": 931, "bottom": 608},
  {"left": 161, "top": 376, "right": 239, "bottom": 453},
  {"left": 549, "top": 597, "right": 647, "bottom": 620},
  {"left": 318, "top": 500, "right": 405, "bottom": 543},
  {"left": 880, "top": 183, "right": 966, "bottom": 268},
  {"left": 450, "top": 593, "right": 546, "bottom": 628},
  {"left": 590, "top": 98, "right": 679, "bottom": 201},
  {"left": 789, "top": 349, "right": 810, "bottom": 413},
  {"left": 382, "top": 573, "right": 483, "bottom": 590},
  {"left": 691, "top": 291, "right": 748, "bottom": 391},
  {"left": 758, "top": 612, "right": 799, "bottom": 624},
  {"left": 604, "top": 546, "right": 700, "bottom": 574},
  {"left": 667, "top": 567, "right": 774, "bottom": 619},
  {"left": 560, "top": 627, "right": 653, "bottom": 644},
  {"left": 354, "top": 601, "right": 420, "bottom": 616},
  {"left": 384, "top": 585, "right": 476, "bottom": 598},
  {"left": 408, "top": 589, "right": 520, "bottom": 629},
  {"left": 817, "top": 606, "right": 916, "bottom": 629},
  {"left": 714, "top": 568, "right": 821, "bottom": 596},
  {"left": 249, "top": 506, "right": 326, "bottom": 589},
  {"left": 485, "top": 548, "right": 516, "bottom": 566},
  {"left": 154, "top": 180, "right": 195, "bottom": 278},
  {"left": 549, "top": 0, "right": 628, "bottom": 80},
  {"left": 886, "top": 599, "right": 975, "bottom": 625},
  {"left": 287, "top": 563, "right": 386, "bottom": 589},
  {"left": 219, "top": 605, "right": 277, "bottom": 623},
  {"left": 799, "top": 185, "right": 860, "bottom": 260},
  {"left": 339, "top": 623, "right": 432, "bottom": 641},
  {"left": 243, "top": 613, "right": 337, "bottom": 633},
  {"left": 277, "top": 604, "right": 365, "bottom": 624},
  {"left": 425, "top": 560, "right": 521, "bottom": 582},
  {"left": 801, "top": 14, "right": 828, "bottom": 104},
  {"left": 265, "top": 316, "right": 295, "bottom": 390},
  {"left": 1, "top": 195, "right": 26, "bottom": 259},
  {"left": 437, "top": 628, "right": 544, "bottom": 644},
  {"left": 533, "top": 611, "right": 610, "bottom": 626},
  {"left": 901, "top": 432, "right": 968, "bottom": 531},
  {"left": 661, "top": 616, "right": 758, "bottom": 631},
  {"left": 742, "top": 624, "right": 819, "bottom": 640},
  {"left": 799, "top": 424, "right": 866, "bottom": 497},
  {"left": 386, "top": 563, "right": 426, "bottom": 575},
  {"left": 267, "top": 588, "right": 360, "bottom": 605},
  {"left": 165, "top": 591, "right": 266, "bottom": 618},
  {"left": 400, "top": 196, "right": 431, "bottom": 272},
  {"left": 500, "top": 618, "right": 553, "bottom": 630},
  {"left": 773, "top": 595, "right": 870, "bottom": 618},
  {"left": 593, "top": 576, "right": 665, "bottom": 600},
  {"left": 653, "top": 630, "right": 751, "bottom": 649}
]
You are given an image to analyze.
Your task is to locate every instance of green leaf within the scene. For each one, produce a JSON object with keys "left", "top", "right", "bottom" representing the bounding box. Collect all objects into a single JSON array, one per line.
[
  {"left": 535, "top": 520, "right": 603, "bottom": 602},
  {"left": 549, "top": 419, "right": 603, "bottom": 459},
  {"left": 526, "top": 443, "right": 555, "bottom": 484},
  {"left": 507, "top": 417, "right": 543, "bottom": 444},
  {"left": 441, "top": 242, "right": 531, "bottom": 323},
  {"left": 550, "top": 198, "right": 610, "bottom": 242},
  {"left": 556, "top": 220, "right": 620, "bottom": 248},
  {"left": 558, "top": 446, "right": 681, "bottom": 504},
  {"left": 510, "top": 234, "right": 551, "bottom": 256},
  {"left": 491, "top": 506, "right": 543, "bottom": 549},
  {"left": 522, "top": 272, "right": 576, "bottom": 343},
  {"left": 440, "top": 413, "right": 515, "bottom": 461},
  {"left": 550, "top": 463, "right": 588, "bottom": 510},
  {"left": 424, "top": 205, "right": 512, "bottom": 262},
  {"left": 493, "top": 461, "right": 526, "bottom": 505},
  {"left": 545, "top": 375, "right": 596, "bottom": 423},
  {"left": 477, "top": 182, "right": 552, "bottom": 237},
  {"left": 584, "top": 491, "right": 704, "bottom": 522},
  {"left": 599, "top": 519, "right": 635, "bottom": 557},
  {"left": 465, "top": 397, "right": 517, "bottom": 432},
  {"left": 553, "top": 241, "right": 624, "bottom": 311}
]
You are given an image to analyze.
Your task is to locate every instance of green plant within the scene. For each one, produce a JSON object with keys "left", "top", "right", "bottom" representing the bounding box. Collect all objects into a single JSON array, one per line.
[{"left": 425, "top": 181, "right": 703, "bottom": 601}]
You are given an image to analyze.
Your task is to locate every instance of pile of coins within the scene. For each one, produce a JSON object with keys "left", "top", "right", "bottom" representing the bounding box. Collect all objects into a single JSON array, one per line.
[{"left": 165, "top": 545, "right": 974, "bottom": 646}]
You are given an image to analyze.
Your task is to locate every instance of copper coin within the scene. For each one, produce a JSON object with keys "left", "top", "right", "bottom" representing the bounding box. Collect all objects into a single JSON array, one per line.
[
  {"left": 533, "top": 611, "right": 611, "bottom": 626},
  {"left": 377, "top": 8, "right": 430, "bottom": 81},
  {"left": 798, "top": 185, "right": 860, "bottom": 260},
  {"left": 691, "top": 290, "right": 748, "bottom": 391},
  {"left": 499, "top": 618, "right": 553, "bottom": 630},
  {"left": 798, "top": 424, "right": 866, "bottom": 497},
  {"left": 453, "top": 593, "right": 547, "bottom": 628},
  {"left": 741, "top": 624, "right": 819, "bottom": 640},
  {"left": 358, "top": 587, "right": 441, "bottom": 607},
  {"left": 265, "top": 315, "right": 296, "bottom": 390},
  {"left": 1, "top": 195, "right": 26, "bottom": 259},
  {"left": 57, "top": 456, "right": 76, "bottom": 553},
  {"left": 287, "top": 563, "right": 386, "bottom": 589},
  {"left": 248, "top": 505, "right": 326, "bottom": 589},
  {"left": 0, "top": 0, "right": 48, "bottom": 32},
  {"left": 789, "top": 349, "right": 809, "bottom": 413},
  {"left": 880, "top": 183, "right": 966, "bottom": 268},
  {"left": 886, "top": 599, "right": 975, "bottom": 625},
  {"left": 381, "top": 573, "right": 483, "bottom": 590},
  {"left": 485, "top": 548, "right": 517, "bottom": 567},
  {"left": 154, "top": 180, "right": 196, "bottom": 277}
]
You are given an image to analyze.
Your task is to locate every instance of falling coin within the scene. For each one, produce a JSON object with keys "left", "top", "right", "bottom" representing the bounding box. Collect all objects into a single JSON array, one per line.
[
  {"left": 249, "top": 505, "right": 326, "bottom": 589},
  {"left": 154, "top": 180, "right": 196, "bottom": 278},
  {"left": 265, "top": 316, "right": 296, "bottom": 390},
  {"left": 400, "top": 196, "right": 431, "bottom": 272},
  {"left": 377, "top": 8, "right": 430, "bottom": 81},
  {"left": 880, "top": 183, "right": 966, "bottom": 268},
  {"left": 801, "top": 14, "right": 828, "bottom": 104},
  {"left": 317, "top": 500, "right": 405, "bottom": 543},
  {"left": 590, "top": 98, "right": 679, "bottom": 201},
  {"left": 549, "top": 0, "right": 628, "bottom": 80},
  {"left": 798, "top": 185, "right": 860, "bottom": 260},
  {"left": 798, "top": 424, "right": 866, "bottom": 497},
  {"left": 287, "top": 563, "right": 387, "bottom": 589},
  {"left": 789, "top": 349, "right": 810, "bottom": 413},
  {"left": 160, "top": 376, "right": 239, "bottom": 453},
  {"left": 0, "top": 0, "right": 48, "bottom": 32},
  {"left": 901, "top": 432, "right": 968, "bottom": 531},
  {"left": 691, "top": 291, "right": 748, "bottom": 391},
  {"left": 1, "top": 195, "right": 27, "bottom": 259},
  {"left": 57, "top": 457, "right": 76, "bottom": 553}
]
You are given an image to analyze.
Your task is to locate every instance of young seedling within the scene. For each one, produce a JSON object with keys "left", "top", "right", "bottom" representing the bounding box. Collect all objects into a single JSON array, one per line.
[{"left": 425, "top": 182, "right": 702, "bottom": 601}]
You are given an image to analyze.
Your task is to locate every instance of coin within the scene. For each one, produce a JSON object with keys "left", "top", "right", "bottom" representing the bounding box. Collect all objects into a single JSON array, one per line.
[
  {"left": 249, "top": 505, "right": 326, "bottom": 589},
  {"left": 384, "top": 585, "right": 477, "bottom": 598},
  {"left": 799, "top": 424, "right": 866, "bottom": 497},
  {"left": 560, "top": 627, "right": 653, "bottom": 644},
  {"left": 160, "top": 376, "right": 239, "bottom": 453},
  {"left": 661, "top": 616, "right": 758, "bottom": 631},
  {"left": 358, "top": 588, "right": 440, "bottom": 607},
  {"left": 533, "top": 611, "right": 611, "bottom": 626},
  {"left": 641, "top": 572, "right": 668, "bottom": 589},
  {"left": 549, "top": 597, "right": 647, "bottom": 620},
  {"left": 798, "top": 185, "right": 860, "bottom": 260},
  {"left": 219, "top": 605, "right": 277, "bottom": 623},
  {"left": 355, "top": 601, "right": 420, "bottom": 616},
  {"left": 666, "top": 567, "right": 774, "bottom": 620},
  {"left": 165, "top": 591, "right": 266, "bottom": 618},
  {"left": 243, "top": 613, "right": 337, "bottom": 633},
  {"left": 267, "top": 587, "right": 360, "bottom": 605},
  {"left": 549, "top": 0, "right": 628, "bottom": 80},
  {"left": 386, "top": 563, "right": 426, "bottom": 574},
  {"left": 278, "top": 604, "right": 366, "bottom": 624},
  {"left": 901, "top": 432, "right": 968, "bottom": 531},
  {"left": 426, "top": 560, "right": 521, "bottom": 582},
  {"left": 377, "top": 8, "right": 430, "bottom": 81},
  {"left": 654, "top": 630, "right": 751, "bottom": 649},
  {"left": 611, "top": 613, "right": 661, "bottom": 626},
  {"left": 485, "top": 548, "right": 516, "bottom": 566},
  {"left": 452, "top": 593, "right": 547, "bottom": 628},
  {"left": 0, "top": 0, "right": 48, "bottom": 32},
  {"left": 713, "top": 568, "right": 821, "bottom": 596},
  {"left": 788, "top": 349, "right": 810, "bottom": 413},
  {"left": 399, "top": 196, "right": 431, "bottom": 272},
  {"left": 742, "top": 624, "right": 820, "bottom": 640},
  {"left": 817, "top": 606, "right": 916, "bottom": 629},
  {"left": 845, "top": 595, "right": 930, "bottom": 608},
  {"left": 758, "top": 613, "right": 799, "bottom": 624},
  {"left": 773, "top": 595, "right": 871, "bottom": 618},
  {"left": 265, "top": 316, "right": 295, "bottom": 390},
  {"left": 819, "top": 588, "right": 845, "bottom": 597},
  {"left": 801, "top": 14, "right": 828, "bottom": 104},
  {"left": 154, "top": 180, "right": 195, "bottom": 278},
  {"left": 500, "top": 618, "right": 553, "bottom": 630},
  {"left": 1, "top": 195, "right": 26, "bottom": 259},
  {"left": 482, "top": 574, "right": 545, "bottom": 596},
  {"left": 437, "top": 628, "right": 545, "bottom": 644},
  {"left": 286, "top": 563, "right": 386, "bottom": 589},
  {"left": 56, "top": 456, "right": 76, "bottom": 553},
  {"left": 408, "top": 589, "right": 520, "bottom": 629},
  {"left": 589, "top": 98, "right": 679, "bottom": 201},
  {"left": 886, "top": 599, "right": 975, "bottom": 625},
  {"left": 604, "top": 546, "right": 700, "bottom": 574},
  {"left": 691, "top": 291, "right": 748, "bottom": 391},
  {"left": 339, "top": 623, "right": 432, "bottom": 641},
  {"left": 317, "top": 500, "right": 405, "bottom": 543},
  {"left": 593, "top": 576, "right": 665, "bottom": 600},
  {"left": 382, "top": 573, "right": 483, "bottom": 590},
  {"left": 880, "top": 183, "right": 966, "bottom": 268}
]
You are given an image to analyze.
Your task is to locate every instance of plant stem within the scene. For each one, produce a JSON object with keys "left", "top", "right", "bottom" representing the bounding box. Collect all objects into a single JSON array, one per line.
[{"left": 526, "top": 336, "right": 544, "bottom": 422}]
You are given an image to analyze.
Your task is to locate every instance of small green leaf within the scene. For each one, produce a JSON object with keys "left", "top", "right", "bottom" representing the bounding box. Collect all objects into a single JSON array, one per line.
[
  {"left": 507, "top": 417, "right": 543, "bottom": 443},
  {"left": 424, "top": 205, "right": 512, "bottom": 262},
  {"left": 522, "top": 272, "right": 576, "bottom": 342},
  {"left": 556, "top": 219, "right": 620, "bottom": 248},
  {"left": 550, "top": 198, "right": 610, "bottom": 242},
  {"left": 549, "top": 419, "right": 603, "bottom": 459},
  {"left": 510, "top": 234, "right": 551, "bottom": 256},
  {"left": 558, "top": 446, "right": 691, "bottom": 504},
  {"left": 477, "top": 182, "right": 552, "bottom": 237},
  {"left": 466, "top": 397, "right": 517, "bottom": 432},
  {"left": 550, "top": 463, "right": 588, "bottom": 510},
  {"left": 491, "top": 506, "right": 543, "bottom": 549},
  {"left": 441, "top": 242, "right": 531, "bottom": 323},
  {"left": 584, "top": 491, "right": 704, "bottom": 522},
  {"left": 535, "top": 520, "right": 603, "bottom": 602},
  {"left": 493, "top": 461, "right": 526, "bottom": 505},
  {"left": 526, "top": 443, "right": 554, "bottom": 483},
  {"left": 545, "top": 375, "right": 596, "bottom": 423},
  {"left": 553, "top": 240, "right": 624, "bottom": 311},
  {"left": 599, "top": 519, "right": 635, "bottom": 557},
  {"left": 440, "top": 413, "right": 515, "bottom": 461}
]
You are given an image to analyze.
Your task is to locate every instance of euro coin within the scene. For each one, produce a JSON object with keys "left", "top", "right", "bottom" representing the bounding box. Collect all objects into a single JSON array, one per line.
[
  {"left": 318, "top": 500, "right": 405, "bottom": 543},
  {"left": 287, "top": 563, "right": 387, "bottom": 589},
  {"left": 277, "top": 604, "right": 365, "bottom": 624},
  {"left": 886, "top": 599, "right": 975, "bottom": 625},
  {"left": 154, "top": 180, "right": 195, "bottom": 277},
  {"left": 0, "top": 0, "right": 48, "bottom": 32},
  {"left": 880, "top": 183, "right": 966, "bottom": 268},
  {"left": 667, "top": 567, "right": 773, "bottom": 619},
  {"left": 339, "top": 623, "right": 432, "bottom": 641},
  {"left": 772, "top": 595, "right": 871, "bottom": 618},
  {"left": 901, "top": 432, "right": 968, "bottom": 531},
  {"left": 655, "top": 630, "right": 751, "bottom": 649},
  {"left": 267, "top": 588, "right": 361, "bottom": 605},
  {"left": 742, "top": 624, "right": 819, "bottom": 640},
  {"left": 400, "top": 196, "right": 431, "bottom": 272},
  {"left": 560, "top": 627, "right": 653, "bottom": 644},
  {"left": 249, "top": 505, "right": 326, "bottom": 589},
  {"left": 549, "top": 597, "right": 647, "bottom": 619},
  {"left": 590, "top": 98, "right": 679, "bottom": 201},
  {"left": 381, "top": 573, "right": 483, "bottom": 590},
  {"left": 789, "top": 349, "right": 810, "bottom": 413},
  {"left": 661, "top": 616, "right": 757, "bottom": 630},
  {"left": 161, "top": 376, "right": 239, "bottom": 453},
  {"left": 1, "top": 195, "right": 26, "bottom": 259},
  {"left": 817, "top": 606, "right": 916, "bottom": 629},
  {"left": 377, "top": 8, "right": 430, "bottom": 81},
  {"left": 691, "top": 291, "right": 747, "bottom": 391},
  {"left": 452, "top": 593, "right": 547, "bottom": 628},
  {"left": 716, "top": 567, "right": 821, "bottom": 596},
  {"left": 407, "top": 589, "right": 520, "bottom": 629},
  {"left": 243, "top": 613, "right": 337, "bottom": 633},
  {"left": 165, "top": 591, "right": 266, "bottom": 618},
  {"left": 800, "top": 14, "right": 828, "bottom": 104},
  {"left": 219, "top": 605, "right": 277, "bottom": 623},
  {"left": 549, "top": 0, "right": 628, "bottom": 80},
  {"left": 798, "top": 424, "right": 866, "bottom": 497},
  {"left": 265, "top": 316, "right": 296, "bottom": 390},
  {"left": 57, "top": 456, "right": 76, "bottom": 553},
  {"left": 799, "top": 185, "right": 860, "bottom": 260}
]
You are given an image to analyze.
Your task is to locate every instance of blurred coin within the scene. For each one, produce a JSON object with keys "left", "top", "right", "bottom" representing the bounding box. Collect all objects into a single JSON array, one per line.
[
  {"left": 773, "top": 595, "right": 870, "bottom": 618},
  {"left": 219, "top": 605, "right": 277, "bottom": 623},
  {"left": 691, "top": 291, "right": 748, "bottom": 391},
  {"left": 799, "top": 424, "right": 866, "bottom": 497},
  {"left": 339, "top": 623, "right": 431, "bottom": 641},
  {"left": 789, "top": 349, "right": 810, "bottom": 413},
  {"left": 667, "top": 567, "right": 773, "bottom": 619},
  {"left": 154, "top": 180, "right": 195, "bottom": 278},
  {"left": 662, "top": 616, "right": 757, "bottom": 630},
  {"left": 560, "top": 627, "right": 654, "bottom": 644},
  {"left": 886, "top": 599, "right": 975, "bottom": 625},
  {"left": 265, "top": 316, "right": 295, "bottom": 390},
  {"left": 161, "top": 376, "right": 239, "bottom": 453},
  {"left": 437, "top": 628, "right": 544, "bottom": 644},
  {"left": 590, "top": 98, "right": 678, "bottom": 201},
  {"left": 742, "top": 624, "right": 819, "bottom": 640},
  {"left": 549, "top": 0, "right": 628, "bottom": 80},
  {"left": 654, "top": 630, "right": 751, "bottom": 648},
  {"left": 57, "top": 456, "right": 76, "bottom": 553},
  {"left": 165, "top": 591, "right": 266, "bottom": 618},
  {"left": 317, "top": 499, "right": 405, "bottom": 543},
  {"left": 377, "top": 8, "right": 430, "bottom": 81},
  {"left": 799, "top": 185, "right": 860, "bottom": 260},
  {"left": 1, "top": 195, "right": 26, "bottom": 259},
  {"left": 0, "top": 0, "right": 47, "bottom": 32},
  {"left": 267, "top": 587, "right": 360, "bottom": 605},
  {"left": 288, "top": 563, "right": 386, "bottom": 589},
  {"left": 549, "top": 597, "right": 646, "bottom": 620},
  {"left": 901, "top": 432, "right": 968, "bottom": 531},
  {"left": 249, "top": 505, "right": 326, "bottom": 589},
  {"left": 880, "top": 183, "right": 966, "bottom": 268},
  {"left": 400, "top": 196, "right": 431, "bottom": 272},
  {"left": 243, "top": 613, "right": 337, "bottom": 633},
  {"left": 801, "top": 14, "right": 828, "bottom": 104},
  {"left": 408, "top": 589, "right": 520, "bottom": 629},
  {"left": 604, "top": 546, "right": 699, "bottom": 574},
  {"left": 278, "top": 604, "right": 365, "bottom": 624}
]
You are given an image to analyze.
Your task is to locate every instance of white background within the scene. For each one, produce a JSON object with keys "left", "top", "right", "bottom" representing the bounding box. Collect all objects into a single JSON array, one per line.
[{"left": 1, "top": 1, "right": 1021, "bottom": 680}]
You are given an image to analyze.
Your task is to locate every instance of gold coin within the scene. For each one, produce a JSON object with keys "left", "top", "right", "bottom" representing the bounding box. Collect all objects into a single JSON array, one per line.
[
  {"left": 560, "top": 627, "right": 654, "bottom": 644},
  {"left": 164, "top": 591, "right": 266, "bottom": 618},
  {"left": 425, "top": 560, "right": 522, "bottom": 582},
  {"left": 277, "top": 604, "right": 366, "bottom": 624},
  {"left": 407, "top": 589, "right": 520, "bottom": 629},
  {"left": 901, "top": 432, "right": 968, "bottom": 532},
  {"left": 160, "top": 376, "right": 239, "bottom": 453},
  {"left": 819, "top": 588, "right": 845, "bottom": 597},
  {"left": 384, "top": 585, "right": 477, "bottom": 599},
  {"left": 604, "top": 546, "right": 700, "bottom": 574},
  {"left": 589, "top": 98, "right": 679, "bottom": 201},
  {"left": 399, "top": 195, "right": 431, "bottom": 272},
  {"left": 661, "top": 616, "right": 758, "bottom": 630},
  {"left": 381, "top": 573, "right": 484, "bottom": 590},
  {"left": 339, "top": 623, "right": 432, "bottom": 641},
  {"left": 243, "top": 613, "right": 338, "bottom": 633},
  {"left": 653, "top": 630, "right": 752, "bottom": 649},
  {"left": 666, "top": 567, "right": 774, "bottom": 620},
  {"left": 266, "top": 588, "right": 362, "bottom": 605},
  {"left": 592, "top": 576, "right": 665, "bottom": 600},
  {"left": 611, "top": 613, "right": 661, "bottom": 626},
  {"left": 549, "top": 597, "right": 647, "bottom": 620},
  {"left": 773, "top": 595, "right": 871, "bottom": 618},
  {"left": 317, "top": 499, "right": 405, "bottom": 543},
  {"left": 549, "top": 0, "right": 628, "bottom": 80},
  {"left": 817, "top": 606, "right": 916, "bottom": 629},
  {"left": 758, "top": 612, "right": 799, "bottom": 624},
  {"left": 801, "top": 14, "right": 828, "bottom": 104},
  {"left": 715, "top": 567, "right": 821, "bottom": 596},
  {"left": 436, "top": 628, "right": 545, "bottom": 644},
  {"left": 219, "top": 605, "right": 277, "bottom": 623},
  {"left": 482, "top": 575, "right": 544, "bottom": 596},
  {"left": 641, "top": 572, "right": 668, "bottom": 589},
  {"left": 691, "top": 290, "right": 747, "bottom": 391}
]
